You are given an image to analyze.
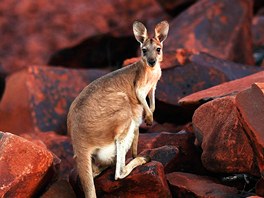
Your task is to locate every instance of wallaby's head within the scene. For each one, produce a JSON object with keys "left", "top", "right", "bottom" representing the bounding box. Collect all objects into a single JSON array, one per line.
[{"left": 133, "top": 21, "right": 169, "bottom": 67}]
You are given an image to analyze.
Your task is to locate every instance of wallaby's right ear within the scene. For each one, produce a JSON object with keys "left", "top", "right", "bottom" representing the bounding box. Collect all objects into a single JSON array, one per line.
[{"left": 133, "top": 21, "right": 148, "bottom": 44}]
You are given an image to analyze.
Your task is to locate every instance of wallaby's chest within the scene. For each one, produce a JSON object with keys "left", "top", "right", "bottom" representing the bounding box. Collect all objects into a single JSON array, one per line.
[{"left": 138, "top": 66, "right": 161, "bottom": 96}]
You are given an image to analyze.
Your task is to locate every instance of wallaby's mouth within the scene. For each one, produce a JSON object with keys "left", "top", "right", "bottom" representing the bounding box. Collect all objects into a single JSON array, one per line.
[{"left": 147, "top": 59, "right": 156, "bottom": 67}]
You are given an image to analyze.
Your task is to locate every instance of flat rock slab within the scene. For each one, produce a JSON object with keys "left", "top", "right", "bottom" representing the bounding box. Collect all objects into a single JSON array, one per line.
[
  {"left": 179, "top": 71, "right": 264, "bottom": 107},
  {"left": 236, "top": 83, "right": 264, "bottom": 174},
  {"left": 0, "top": 66, "right": 107, "bottom": 135},
  {"left": 0, "top": 132, "right": 56, "bottom": 197},
  {"left": 166, "top": 0, "right": 254, "bottom": 65},
  {"left": 193, "top": 96, "right": 259, "bottom": 175},
  {"left": 166, "top": 172, "right": 239, "bottom": 198}
]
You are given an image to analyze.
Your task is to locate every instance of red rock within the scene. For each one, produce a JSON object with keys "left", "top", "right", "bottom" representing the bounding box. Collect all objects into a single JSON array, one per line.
[
  {"left": 0, "top": 66, "right": 107, "bottom": 135},
  {"left": 0, "top": 132, "right": 56, "bottom": 197},
  {"left": 252, "top": 16, "right": 264, "bottom": 47},
  {"left": 179, "top": 71, "right": 264, "bottom": 107},
  {"left": 123, "top": 57, "right": 141, "bottom": 67},
  {"left": 166, "top": 172, "right": 238, "bottom": 197},
  {"left": 166, "top": 0, "right": 254, "bottom": 65},
  {"left": 155, "top": 51, "right": 262, "bottom": 123},
  {"left": 95, "top": 161, "right": 171, "bottom": 198},
  {"left": 41, "top": 179, "right": 76, "bottom": 198},
  {"left": 139, "top": 146, "right": 180, "bottom": 173},
  {"left": 156, "top": 0, "right": 197, "bottom": 17},
  {"left": 236, "top": 83, "right": 264, "bottom": 174},
  {"left": 0, "top": 0, "right": 168, "bottom": 74},
  {"left": 21, "top": 131, "right": 74, "bottom": 179},
  {"left": 70, "top": 161, "right": 171, "bottom": 198},
  {"left": 138, "top": 132, "right": 205, "bottom": 174},
  {"left": 192, "top": 96, "right": 259, "bottom": 175}
]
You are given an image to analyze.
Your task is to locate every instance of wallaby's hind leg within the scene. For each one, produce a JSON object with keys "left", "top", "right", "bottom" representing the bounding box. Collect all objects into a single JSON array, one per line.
[
  {"left": 131, "top": 127, "right": 139, "bottom": 158},
  {"left": 75, "top": 149, "right": 96, "bottom": 198},
  {"left": 115, "top": 120, "right": 149, "bottom": 180}
]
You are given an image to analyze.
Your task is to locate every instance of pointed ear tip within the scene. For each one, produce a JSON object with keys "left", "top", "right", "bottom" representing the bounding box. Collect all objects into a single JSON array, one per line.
[
  {"left": 133, "top": 21, "right": 144, "bottom": 26},
  {"left": 161, "top": 21, "right": 169, "bottom": 27}
]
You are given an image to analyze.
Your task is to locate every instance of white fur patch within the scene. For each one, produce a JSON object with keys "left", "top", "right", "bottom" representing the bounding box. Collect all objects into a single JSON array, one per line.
[{"left": 95, "top": 120, "right": 136, "bottom": 165}]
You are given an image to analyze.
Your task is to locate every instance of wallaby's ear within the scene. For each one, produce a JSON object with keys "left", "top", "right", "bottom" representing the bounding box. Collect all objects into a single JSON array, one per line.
[
  {"left": 133, "top": 21, "right": 148, "bottom": 44},
  {"left": 155, "top": 21, "right": 169, "bottom": 43}
]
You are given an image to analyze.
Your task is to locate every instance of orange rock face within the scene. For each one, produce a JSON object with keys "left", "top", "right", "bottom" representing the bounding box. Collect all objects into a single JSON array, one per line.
[
  {"left": 0, "top": 66, "right": 107, "bottom": 134},
  {"left": 0, "top": 132, "right": 56, "bottom": 197},
  {"left": 193, "top": 96, "right": 259, "bottom": 176}
]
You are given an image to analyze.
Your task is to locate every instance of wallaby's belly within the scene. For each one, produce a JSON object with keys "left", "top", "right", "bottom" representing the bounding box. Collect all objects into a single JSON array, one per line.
[{"left": 93, "top": 120, "right": 136, "bottom": 165}]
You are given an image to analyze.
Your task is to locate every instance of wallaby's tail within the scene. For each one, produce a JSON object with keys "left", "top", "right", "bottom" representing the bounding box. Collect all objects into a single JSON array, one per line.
[{"left": 76, "top": 149, "right": 96, "bottom": 198}]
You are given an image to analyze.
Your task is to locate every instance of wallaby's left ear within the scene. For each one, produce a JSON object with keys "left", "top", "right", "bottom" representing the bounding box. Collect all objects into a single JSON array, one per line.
[{"left": 155, "top": 21, "right": 169, "bottom": 43}]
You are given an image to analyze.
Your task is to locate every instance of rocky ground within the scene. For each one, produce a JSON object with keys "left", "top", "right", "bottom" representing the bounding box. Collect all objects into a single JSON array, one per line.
[{"left": 0, "top": 0, "right": 264, "bottom": 197}]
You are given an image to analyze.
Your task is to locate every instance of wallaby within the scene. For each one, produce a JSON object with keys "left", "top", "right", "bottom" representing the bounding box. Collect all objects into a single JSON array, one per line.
[{"left": 67, "top": 21, "right": 169, "bottom": 198}]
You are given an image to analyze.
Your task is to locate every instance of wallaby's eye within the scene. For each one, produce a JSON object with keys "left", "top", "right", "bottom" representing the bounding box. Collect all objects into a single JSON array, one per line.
[
  {"left": 142, "top": 48, "right": 147, "bottom": 55},
  {"left": 156, "top": 48, "right": 161, "bottom": 53}
]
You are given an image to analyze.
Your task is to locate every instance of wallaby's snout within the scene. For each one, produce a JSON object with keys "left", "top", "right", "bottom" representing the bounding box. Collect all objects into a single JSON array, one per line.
[{"left": 148, "top": 58, "right": 156, "bottom": 67}]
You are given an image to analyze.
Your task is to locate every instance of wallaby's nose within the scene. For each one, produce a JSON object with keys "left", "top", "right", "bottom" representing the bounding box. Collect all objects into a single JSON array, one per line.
[{"left": 148, "top": 59, "right": 156, "bottom": 66}]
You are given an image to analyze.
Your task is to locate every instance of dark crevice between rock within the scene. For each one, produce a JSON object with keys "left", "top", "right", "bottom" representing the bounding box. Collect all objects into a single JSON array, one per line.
[{"left": 48, "top": 33, "right": 139, "bottom": 70}]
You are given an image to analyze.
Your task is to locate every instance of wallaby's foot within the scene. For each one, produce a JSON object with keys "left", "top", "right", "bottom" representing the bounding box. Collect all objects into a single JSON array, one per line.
[
  {"left": 115, "top": 156, "right": 150, "bottom": 180},
  {"left": 144, "top": 113, "right": 153, "bottom": 126},
  {"left": 144, "top": 155, "right": 151, "bottom": 163}
]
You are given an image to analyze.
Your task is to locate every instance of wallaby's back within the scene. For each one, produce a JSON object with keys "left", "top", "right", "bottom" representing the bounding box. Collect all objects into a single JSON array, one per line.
[{"left": 67, "top": 61, "right": 145, "bottom": 146}]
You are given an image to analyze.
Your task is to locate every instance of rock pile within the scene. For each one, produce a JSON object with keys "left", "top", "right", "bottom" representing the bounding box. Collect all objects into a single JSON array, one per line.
[{"left": 0, "top": 0, "right": 264, "bottom": 197}]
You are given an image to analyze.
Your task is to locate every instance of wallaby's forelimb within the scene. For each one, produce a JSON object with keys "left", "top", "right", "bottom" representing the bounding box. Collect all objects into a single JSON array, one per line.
[{"left": 148, "top": 85, "right": 157, "bottom": 113}]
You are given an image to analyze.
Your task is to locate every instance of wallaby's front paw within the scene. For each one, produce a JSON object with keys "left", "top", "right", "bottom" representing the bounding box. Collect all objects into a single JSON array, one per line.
[{"left": 144, "top": 114, "right": 153, "bottom": 126}]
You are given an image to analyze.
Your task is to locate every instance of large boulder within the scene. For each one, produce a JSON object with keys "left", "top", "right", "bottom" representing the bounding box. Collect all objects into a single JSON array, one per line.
[
  {"left": 0, "top": 132, "right": 58, "bottom": 197},
  {"left": 166, "top": 0, "right": 254, "bottom": 65},
  {"left": 192, "top": 96, "right": 259, "bottom": 175},
  {"left": 236, "top": 83, "right": 264, "bottom": 174},
  {"left": 0, "top": 66, "right": 107, "bottom": 135}
]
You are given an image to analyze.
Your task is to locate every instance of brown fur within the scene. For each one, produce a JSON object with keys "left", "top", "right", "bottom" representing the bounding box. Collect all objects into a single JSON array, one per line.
[{"left": 67, "top": 21, "right": 169, "bottom": 198}]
